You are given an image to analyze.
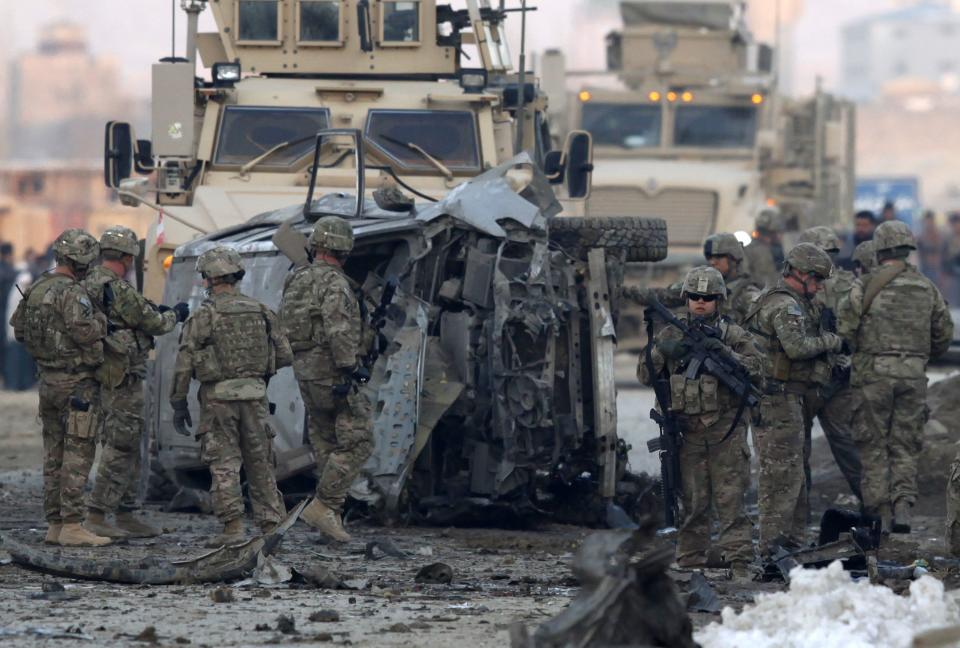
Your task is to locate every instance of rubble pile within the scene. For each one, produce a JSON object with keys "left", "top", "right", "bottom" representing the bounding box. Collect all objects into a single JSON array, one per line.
[{"left": 696, "top": 560, "right": 960, "bottom": 648}]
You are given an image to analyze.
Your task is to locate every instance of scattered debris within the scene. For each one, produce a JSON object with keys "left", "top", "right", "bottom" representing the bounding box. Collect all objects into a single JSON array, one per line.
[
  {"left": 384, "top": 623, "right": 411, "bottom": 633},
  {"left": 30, "top": 581, "right": 81, "bottom": 602},
  {"left": 0, "top": 626, "right": 94, "bottom": 641},
  {"left": 510, "top": 520, "right": 697, "bottom": 648},
  {"left": 415, "top": 562, "right": 454, "bottom": 584},
  {"left": 0, "top": 500, "right": 307, "bottom": 584},
  {"left": 696, "top": 560, "right": 960, "bottom": 648},
  {"left": 364, "top": 539, "right": 409, "bottom": 561},
  {"left": 295, "top": 565, "right": 344, "bottom": 589},
  {"left": 254, "top": 623, "right": 271, "bottom": 632},
  {"left": 686, "top": 572, "right": 722, "bottom": 614},
  {"left": 308, "top": 610, "right": 340, "bottom": 623},
  {"left": 248, "top": 553, "right": 293, "bottom": 585},
  {"left": 275, "top": 614, "right": 297, "bottom": 634},
  {"left": 763, "top": 535, "right": 866, "bottom": 582},
  {"left": 174, "top": 637, "right": 191, "bottom": 645},
  {"left": 415, "top": 546, "right": 434, "bottom": 557},
  {"left": 133, "top": 626, "right": 159, "bottom": 644},
  {"left": 210, "top": 587, "right": 235, "bottom": 603}
]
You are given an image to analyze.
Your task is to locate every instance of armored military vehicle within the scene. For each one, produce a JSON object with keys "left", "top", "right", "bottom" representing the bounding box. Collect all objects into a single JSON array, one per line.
[
  {"left": 104, "top": 0, "right": 667, "bottom": 524},
  {"left": 543, "top": 0, "right": 854, "bottom": 345}
]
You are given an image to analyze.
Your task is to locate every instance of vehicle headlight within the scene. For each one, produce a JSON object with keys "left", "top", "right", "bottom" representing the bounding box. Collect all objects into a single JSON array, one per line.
[{"left": 212, "top": 62, "right": 241, "bottom": 87}]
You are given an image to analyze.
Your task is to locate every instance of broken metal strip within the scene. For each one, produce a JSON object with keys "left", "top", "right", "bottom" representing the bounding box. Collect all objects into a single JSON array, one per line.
[{"left": 586, "top": 248, "right": 619, "bottom": 499}]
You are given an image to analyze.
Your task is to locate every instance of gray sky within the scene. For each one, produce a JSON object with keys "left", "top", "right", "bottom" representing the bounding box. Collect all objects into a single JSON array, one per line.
[{"left": 0, "top": 0, "right": 893, "bottom": 98}]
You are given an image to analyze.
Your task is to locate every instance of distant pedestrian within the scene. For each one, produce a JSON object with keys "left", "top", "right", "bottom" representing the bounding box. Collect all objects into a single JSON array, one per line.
[
  {"left": 880, "top": 201, "right": 897, "bottom": 222},
  {"left": 743, "top": 208, "right": 785, "bottom": 288},
  {"left": 837, "top": 211, "right": 877, "bottom": 271},
  {"left": 917, "top": 211, "right": 944, "bottom": 287},
  {"left": 0, "top": 242, "right": 16, "bottom": 386},
  {"left": 3, "top": 267, "right": 37, "bottom": 391}
]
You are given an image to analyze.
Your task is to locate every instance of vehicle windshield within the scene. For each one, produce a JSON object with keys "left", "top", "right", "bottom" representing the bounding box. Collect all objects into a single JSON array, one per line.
[
  {"left": 581, "top": 103, "right": 661, "bottom": 149},
  {"left": 674, "top": 106, "right": 757, "bottom": 148},
  {"left": 214, "top": 106, "right": 331, "bottom": 167},
  {"left": 365, "top": 110, "right": 481, "bottom": 172}
]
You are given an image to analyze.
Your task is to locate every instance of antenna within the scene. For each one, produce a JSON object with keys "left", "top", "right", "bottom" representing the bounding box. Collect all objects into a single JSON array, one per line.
[
  {"left": 171, "top": 0, "right": 176, "bottom": 60},
  {"left": 514, "top": 0, "right": 528, "bottom": 154}
]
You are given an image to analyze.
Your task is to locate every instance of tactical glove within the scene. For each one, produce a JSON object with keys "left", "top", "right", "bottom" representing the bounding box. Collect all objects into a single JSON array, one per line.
[
  {"left": 173, "top": 302, "right": 190, "bottom": 323},
  {"left": 352, "top": 366, "right": 371, "bottom": 384},
  {"left": 332, "top": 382, "right": 353, "bottom": 398},
  {"left": 171, "top": 400, "right": 192, "bottom": 436},
  {"left": 658, "top": 339, "right": 691, "bottom": 360},
  {"left": 701, "top": 337, "right": 726, "bottom": 354},
  {"left": 819, "top": 307, "right": 838, "bottom": 333}
]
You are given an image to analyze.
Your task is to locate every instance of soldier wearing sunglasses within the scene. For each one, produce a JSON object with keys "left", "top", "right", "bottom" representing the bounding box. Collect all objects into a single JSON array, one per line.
[
  {"left": 639, "top": 266, "right": 762, "bottom": 574},
  {"left": 743, "top": 243, "right": 844, "bottom": 555}
]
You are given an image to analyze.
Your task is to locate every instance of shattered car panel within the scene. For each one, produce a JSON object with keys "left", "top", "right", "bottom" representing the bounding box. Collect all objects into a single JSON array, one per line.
[{"left": 151, "top": 157, "right": 632, "bottom": 523}]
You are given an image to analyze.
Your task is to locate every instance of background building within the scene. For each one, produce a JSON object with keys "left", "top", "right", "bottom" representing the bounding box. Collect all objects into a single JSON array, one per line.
[{"left": 841, "top": 1, "right": 960, "bottom": 103}]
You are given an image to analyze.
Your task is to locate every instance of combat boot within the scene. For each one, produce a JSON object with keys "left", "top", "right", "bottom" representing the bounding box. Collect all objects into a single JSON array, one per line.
[
  {"left": 115, "top": 511, "right": 162, "bottom": 538},
  {"left": 301, "top": 498, "right": 351, "bottom": 542},
  {"left": 893, "top": 500, "right": 912, "bottom": 534},
  {"left": 58, "top": 523, "right": 111, "bottom": 547},
  {"left": 84, "top": 509, "right": 130, "bottom": 539},
  {"left": 205, "top": 518, "right": 246, "bottom": 548},
  {"left": 44, "top": 523, "right": 62, "bottom": 545}
]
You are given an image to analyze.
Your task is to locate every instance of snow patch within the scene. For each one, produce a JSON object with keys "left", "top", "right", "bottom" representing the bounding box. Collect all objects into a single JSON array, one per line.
[{"left": 696, "top": 561, "right": 960, "bottom": 648}]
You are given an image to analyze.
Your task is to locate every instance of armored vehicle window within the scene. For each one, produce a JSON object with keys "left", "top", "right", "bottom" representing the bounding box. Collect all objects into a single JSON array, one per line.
[
  {"left": 214, "top": 107, "right": 331, "bottom": 167},
  {"left": 383, "top": 1, "right": 420, "bottom": 43},
  {"left": 582, "top": 103, "right": 661, "bottom": 148},
  {"left": 674, "top": 106, "right": 757, "bottom": 148},
  {"left": 366, "top": 110, "right": 480, "bottom": 172},
  {"left": 238, "top": 0, "right": 279, "bottom": 42},
  {"left": 299, "top": 1, "right": 340, "bottom": 42}
]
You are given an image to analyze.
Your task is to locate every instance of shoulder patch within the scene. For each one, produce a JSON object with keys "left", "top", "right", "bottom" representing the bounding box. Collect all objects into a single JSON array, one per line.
[{"left": 786, "top": 302, "right": 802, "bottom": 317}]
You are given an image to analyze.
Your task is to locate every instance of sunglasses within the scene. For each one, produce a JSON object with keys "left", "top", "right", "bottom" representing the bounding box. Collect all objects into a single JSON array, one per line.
[{"left": 688, "top": 293, "right": 718, "bottom": 303}]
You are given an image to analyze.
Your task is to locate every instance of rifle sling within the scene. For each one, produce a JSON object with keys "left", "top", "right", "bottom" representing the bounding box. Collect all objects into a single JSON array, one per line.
[{"left": 862, "top": 261, "right": 906, "bottom": 313}]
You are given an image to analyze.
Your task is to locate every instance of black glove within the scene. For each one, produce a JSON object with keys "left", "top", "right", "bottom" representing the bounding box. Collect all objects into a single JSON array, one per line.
[
  {"left": 352, "top": 366, "right": 371, "bottom": 384},
  {"left": 173, "top": 302, "right": 190, "bottom": 323},
  {"left": 157, "top": 304, "right": 171, "bottom": 313},
  {"left": 840, "top": 339, "right": 852, "bottom": 356},
  {"left": 658, "top": 339, "right": 691, "bottom": 360},
  {"left": 171, "top": 400, "right": 192, "bottom": 436},
  {"left": 332, "top": 382, "right": 353, "bottom": 398}
]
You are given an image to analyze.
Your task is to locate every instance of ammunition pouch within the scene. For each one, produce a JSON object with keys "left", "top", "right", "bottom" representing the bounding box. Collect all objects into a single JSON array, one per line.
[
  {"left": 67, "top": 397, "right": 96, "bottom": 439},
  {"left": 209, "top": 378, "right": 266, "bottom": 401},
  {"left": 193, "top": 346, "right": 224, "bottom": 383}
]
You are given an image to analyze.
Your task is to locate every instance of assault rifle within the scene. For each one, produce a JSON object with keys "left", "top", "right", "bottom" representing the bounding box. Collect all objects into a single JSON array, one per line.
[
  {"left": 819, "top": 306, "right": 851, "bottom": 400},
  {"left": 332, "top": 276, "right": 399, "bottom": 398},
  {"left": 643, "top": 299, "right": 762, "bottom": 528}
]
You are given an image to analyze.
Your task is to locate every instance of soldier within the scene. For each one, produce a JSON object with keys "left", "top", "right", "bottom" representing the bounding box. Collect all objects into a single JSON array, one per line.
[
  {"left": 795, "top": 226, "right": 863, "bottom": 505},
  {"left": 852, "top": 240, "right": 877, "bottom": 278},
  {"left": 743, "top": 208, "right": 785, "bottom": 288},
  {"left": 170, "top": 246, "right": 291, "bottom": 546},
  {"left": 10, "top": 229, "right": 110, "bottom": 546},
  {"left": 744, "top": 243, "right": 843, "bottom": 551},
  {"left": 83, "top": 226, "right": 189, "bottom": 539},
  {"left": 639, "top": 266, "right": 762, "bottom": 571},
  {"left": 279, "top": 216, "right": 373, "bottom": 542},
  {"left": 838, "top": 221, "right": 953, "bottom": 533},
  {"left": 622, "top": 232, "right": 761, "bottom": 324}
]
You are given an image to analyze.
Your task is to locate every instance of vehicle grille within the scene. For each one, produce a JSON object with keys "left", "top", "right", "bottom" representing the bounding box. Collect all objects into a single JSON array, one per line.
[{"left": 588, "top": 187, "right": 718, "bottom": 246}]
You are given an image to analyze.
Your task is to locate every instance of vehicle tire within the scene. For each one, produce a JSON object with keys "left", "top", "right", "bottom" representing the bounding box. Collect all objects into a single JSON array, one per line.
[{"left": 548, "top": 216, "right": 668, "bottom": 263}]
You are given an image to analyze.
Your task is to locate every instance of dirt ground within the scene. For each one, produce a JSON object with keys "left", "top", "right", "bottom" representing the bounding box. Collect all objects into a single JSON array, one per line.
[{"left": 1, "top": 369, "right": 957, "bottom": 647}]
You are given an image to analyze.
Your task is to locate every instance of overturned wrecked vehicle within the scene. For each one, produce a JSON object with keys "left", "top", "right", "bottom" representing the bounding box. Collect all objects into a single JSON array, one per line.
[{"left": 149, "top": 150, "right": 667, "bottom": 525}]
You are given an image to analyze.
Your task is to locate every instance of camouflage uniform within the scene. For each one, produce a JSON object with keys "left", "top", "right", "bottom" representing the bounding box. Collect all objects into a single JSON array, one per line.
[
  {"left": 84, "top": 227, "right": 181, "bottom": 521},
  {"left": 171, "top": 247, "right": 292, "bottom": 538},
  {"left": 839, "top": 222, "right": 953, "bottom": 530},
  {"left": 852, "top": 241, "right": 877, "bottom": 277},
  {"left": 9, "top": 230, "right": 106, "bottom": 538},
  {"left": 949, "top": 453, "right": 960, "bottom": 555},
  {"left": 280, "top": 217, "right": 373, "bottom": 526},
  {"left": 744, "top": 243, "right": 842, "bottom": 549},
  {"left": 622, "top": 232, "right": 761, "bottom": 325},
  {"left": 743, "top": 209, "right": 785, "bottom": 288},
  {"left": 795, "top": 227, "right": 862, "bottom": 502},
  {"left": 639, "top": 267, "right": 762, "bottom": 567}
]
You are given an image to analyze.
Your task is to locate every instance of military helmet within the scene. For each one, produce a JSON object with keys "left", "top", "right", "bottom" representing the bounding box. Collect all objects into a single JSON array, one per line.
[
  {"left": 99, "top": 225, "right": 140, "bottom": 256},
  {"left": 703, "top": 232, "right": 745, "bottom": 262},
  {"left": 797, "top": 226, "right": 842, "bottom": 253},
  {"left": 196, "top": 246, "right": 244, "bottom": 279},
  {"left": 784, "top": 242, "right": 833, "bottom": 278},
  {"left": 308, "top": 216, "right": 354, "bottom": 252},
  {"left": 53, "top": 229, "right": 100, "bottom": 266},
  {"left": 852, "top": 240, "right": 877, "bottom": 272},
  {"left": 874, "top": 220, "right": 917, "bottom": 252},
  {"left": 681, "top": 266, "right": 726, "bottom": 298},
  {"left": 755, "top": 208, "right": 784, "bottom": 233}
]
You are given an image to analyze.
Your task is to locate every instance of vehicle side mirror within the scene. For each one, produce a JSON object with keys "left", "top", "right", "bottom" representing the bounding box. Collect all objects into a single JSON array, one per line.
[
  {"left": 544, "top": 150, "right": 565, "bottom": 185},
  {"left": 104, "top": 121, "right": 134, "bottom": 188},
  {"left": 564, "top": 130, "right": 593, "bottom": 199},
  {"left": 304, "top": 128, "right": 366, "bottom": 220},
  {"left": 135, "top": 139, "right": 154, "bottom": 175}
]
